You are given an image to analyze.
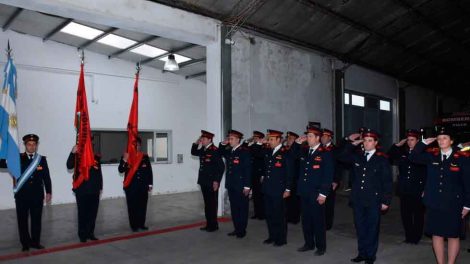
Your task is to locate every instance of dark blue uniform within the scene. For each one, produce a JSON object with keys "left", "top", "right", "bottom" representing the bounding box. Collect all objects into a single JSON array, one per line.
[
  {"left": 191, "top": 143, "right": 225, "bottom": 230},
  {"left": 119, "top": 155, "right": 153, "bottom": 231},
  {"left": 388, "top": 144, "right": 426, "bottom": 243},
  {"left": 246, "top": 142, "right": 266, "bottom": 219},
  {"left": 1, "top": 153, "right": 52, "bottom": 250},
  {"left": 258, "top": 144, "right": 293, "bottom": 245},
  {"left": 67, "top": 153, "right": 103, "bottom": 242},
  {"left": 324, "top": 143, "right": 343, "bottom": 230},
  {"left": 218, "top": 143, "right": 252, "bottom": 237},
  {"left": 291, "top": 142, "right": 333, "bottom": 251},
  {"left": 337, "top": 142, "right": 393, "bottom": 261},
  {"left": 409, "top": 142, "right": 470, "bottom": 238}
]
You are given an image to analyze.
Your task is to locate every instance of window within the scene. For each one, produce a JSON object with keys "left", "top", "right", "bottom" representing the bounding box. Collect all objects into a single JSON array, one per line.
[
  {"left": 60, "top": 22, "right": 103, "bottom": 39},
  {"left": 91, "top": 130, "right": 172, "bottom": 164},
  {"left": 351, "top": 94, "right": 365, "bottom": 107},
  {"left": 344, "top": 93, "right": 350, "bottom": 104},
  {"left": 97, "top": 34, "right": 137, "bottom": 49},
  {"left": 380, "top": 100, "right": 391, "bottom": 111}
]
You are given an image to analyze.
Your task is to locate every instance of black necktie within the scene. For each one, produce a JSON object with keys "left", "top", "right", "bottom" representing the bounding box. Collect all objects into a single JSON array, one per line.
[
  {"left": 29, "top": 154, "right": 33, "bottom": 160},
  {"left": 442, "top": 154, "right": 447, "bottom": 161},
  {"left": 364, "top": 152, "right": 369, "bottom": 161},
  {"left": 309, "top": 149, "right": 314, "bottom": 156}
]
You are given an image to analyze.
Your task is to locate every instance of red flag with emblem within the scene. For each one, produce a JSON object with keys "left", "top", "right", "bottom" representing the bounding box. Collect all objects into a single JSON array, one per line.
[
  {"left": 73, "top": 63, "right": 95, "bottom": 189},
  {"left": 123, "top": 70, "right": 143, "bottom": 188}
]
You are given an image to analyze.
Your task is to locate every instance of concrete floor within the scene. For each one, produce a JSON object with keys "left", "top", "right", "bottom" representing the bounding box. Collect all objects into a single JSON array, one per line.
[{"left": 0, "top": 191, "right": 469, "bottom": 263}]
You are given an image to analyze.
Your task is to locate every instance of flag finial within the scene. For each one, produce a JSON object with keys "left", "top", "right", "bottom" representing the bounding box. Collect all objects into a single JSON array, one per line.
[
  {"left": 136, "top": 62, "right": 141, "bottom": 75},
  {"left": 79, "top": 49, "right": 85, "bottom": 65},
  {"left": 6, "top": 40, "right": 12, "bottom": 59}
]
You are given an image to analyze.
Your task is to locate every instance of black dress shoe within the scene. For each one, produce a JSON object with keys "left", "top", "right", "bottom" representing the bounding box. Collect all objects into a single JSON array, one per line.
[
  {"left": 227, "top": 231, "right": 237, "bottom": 236},
  {"left": 206, "top": 227, "right": 219, "bottom": 232},
  {"left": 297, "top": 245, "right": 314, "bottom": 252},
  {"left": 251, "top": 215, "right": 258, "bottom": 219},
  {"left": 89, "top": 235, "right": 99, "bottom": 241},
  {"left": 236, "top": 232, "right": 246, "bottom": 238},
  {"left": 30, "top": 244, "right": 45, "bottom": 249},
  {"left": 22, "top": 246, "right": 29, "bottom": 252},
  {"left": 200, "top": 226, "right": 208, "bottom": 231},
  {"left": 314, "top": 250, "right": 325, "bottom": 256},
  {"left": 80, "top": 238, "right": 87, "bottom": 243},
  {"left": 273, "top": 242, "right": 286, "bottom": 247},
  {"left": 132, "top": 228, "right": 139, "bottom": 232},
  {"left": 140, "top": 226, "right": 149, "bottom": 231},
  {"left": 263, "top": 238, "right": 274, "bottom": 244},
  {"left": 258, "top": 216, "right": 265, "bottom": 220},
  {"left": 351, "top": 256, "right": 367, "bottom": 262},
  {"left": 467, "top": 248, "right": 470, "bottom": 253},
  {"left": 365, "top": 260, "right": 374, "bottom": 264}
]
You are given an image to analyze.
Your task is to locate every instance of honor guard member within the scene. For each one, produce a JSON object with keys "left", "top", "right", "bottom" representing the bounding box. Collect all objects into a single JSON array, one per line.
[
  {"left": 387, "top": 129, "right": 426, "bottom": 244},
  {"left": 67, "top": 144, "right": 103, "bottom": 243},
  {"left": 0, "top": 134, "right": 52, "bottom": 251},
  {"left": 218, "top": 130, "right": 252, "bottom": 238},
  {"left": 291, "top": 126, "right": 333, "bottom": 255},
  {"left": 285, "top": 131, "right": 301, "bottom": 224},
  {"left": 337, "top": 129, "right": 393, "bottom": 264},
  {"left": 119, "top": 137, "right": 153, "bottom": 232},
  {"left": 409, "top": 128, "right": 470, "bottom": 264},
  {"left": 191, "top": 130, "right": 225, "bottom": 232},
  {"left": 321, "top": 128, "right": 342, "bottom": 231},
  {"left": 260, "top": 129, "right": 293, "bottom": 247},
  {"left": 246, "top": 130, "right": 266, "bottom": 220}
]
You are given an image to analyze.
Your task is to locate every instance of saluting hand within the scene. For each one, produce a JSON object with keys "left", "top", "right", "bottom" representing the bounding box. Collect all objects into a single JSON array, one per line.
[
  {"left": 349, "top": 133, "right": 361, "bottom": 141},
  {"left": 296, "top": 135, "right": 307, "bottom": 144},
  {"left": 395, "top": 138, "right": 407, "bottom": 147},
  {"left": 423, "top": 137, "right": 436, "bottom": 145},
  {"left": 71, "top": 145, "right": 78, "bottom": 154},
  {"left": 123, "top": 153, "right": 129, "bottom": 162},
  {"left": 351, "top": 139, "right": 364, "bottom": 146}
]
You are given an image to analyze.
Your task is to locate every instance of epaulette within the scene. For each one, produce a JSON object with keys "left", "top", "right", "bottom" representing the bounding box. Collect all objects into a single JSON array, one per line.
[
  {"left": 209, "top": 145, "right": 218, "bottom": 151},
  {"left": 455, "top": 151, "right": 470, "bottom": 158},
  {"left": 426, "top": 147, "right": 440, "bottom": 156},
  {"left": 317, "top": 146, "right": 325, "bottom": 152},
  {"left": 375, "top": 152, "right": 389, "bottom": 159}
]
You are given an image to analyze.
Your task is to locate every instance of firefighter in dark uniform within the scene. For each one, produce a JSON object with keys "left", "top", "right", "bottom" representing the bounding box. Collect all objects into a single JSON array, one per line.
[
  {"left": 337, "top": 129, "right": 393, "bottom": 264},
  {"left": 0, "top": 134, "right": 52, "bottom": 251},
  {"left": 66, "top": 144, "right": 103, "bottom": 243},
  {"left": 191, "top": 130, "right": 225, "bottom": 232},
  {"left": 246, "top": 130, "right": 266, "bottom": 220},
  {"left": 118, "top": 137, "right": 153, "bottom": 232},
  {"left": 409, "top": 128, "right": 470, "bottom": 264},
  {"left": 291, "top": 126, "right": 333, "bottom": 255},
  {"left": 285, "top": 131, "right": 301, "bottom": 224},
  {"left": 387, "top": 129, "right": 426, "bottom": 244},
  {"left": 259, "top": 129, "right": 293, "bottom": 247},
  {"left": 321, "top": 128, "right": 342, "bottom": 231},
  {"left": 218, "top": 130, "right": 252, "bottom": 238}
]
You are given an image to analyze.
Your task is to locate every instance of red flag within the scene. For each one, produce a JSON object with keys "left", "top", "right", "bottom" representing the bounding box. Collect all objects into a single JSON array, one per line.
[
  {"left": 73, "top": 63, "right": 95, "bottom": 189},
  {"left": 123, "top": 71, "right": 143, "bottom": 188}
]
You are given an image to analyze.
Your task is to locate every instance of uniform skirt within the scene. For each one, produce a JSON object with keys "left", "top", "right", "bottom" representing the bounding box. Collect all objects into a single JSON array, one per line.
[{"left": 425, "top": 208, "right": 463, "bottom": 238}]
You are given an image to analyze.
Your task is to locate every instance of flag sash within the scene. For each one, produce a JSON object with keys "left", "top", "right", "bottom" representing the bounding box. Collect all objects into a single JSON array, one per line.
[{"left": 13, "top": 154, "right": 41, "bottom": 193}]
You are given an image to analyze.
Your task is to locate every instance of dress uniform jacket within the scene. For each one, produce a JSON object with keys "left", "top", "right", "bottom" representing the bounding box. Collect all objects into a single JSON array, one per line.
[{"left": 388, "top": 145, "right": 426, "bottom": 197}]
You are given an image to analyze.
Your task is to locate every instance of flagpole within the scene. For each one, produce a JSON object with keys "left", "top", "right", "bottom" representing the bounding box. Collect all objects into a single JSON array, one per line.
[{"left": 74, "top": 50, "right": 85, "bottom": 181}]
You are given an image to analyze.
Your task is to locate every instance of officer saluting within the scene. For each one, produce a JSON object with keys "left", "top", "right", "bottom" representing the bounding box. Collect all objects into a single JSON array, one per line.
[
  {"left": 337, "top": 129, "right": 392, "bottom": 264},
  {"left": 119, "top": 137, "right": 153, "bottom": 232},
  {"left": 66, "top": 144, "right": 103, "bottom": 242},
  {"left": 218, "top": 130, "right": 252, "bottom": 238},
  {"left": 321, "top": 128, "right": 342, "bottom": 231},
  {"left": 259, "top": 129, "right": 293, "bottom": 247},
  {"left": 388, "top": 129, "right": 426, "bottom": 244},
  {"left": 0, "top": 134, "right": 52, "bottom": 251},
  {"left": 409, "top": 128, "right": 470, "bottom": 264},
  {"left": 285, "top": 131, "right": 301, "bottom": 224},
  {"left": 191, "top": 130, "right": 225, "bottom": 232},
  {"left": 246, "top": 130, "right": 266, "bottom": 220},
  {"left": 291, "top": 126, "right": 333, "bottom": 256}
]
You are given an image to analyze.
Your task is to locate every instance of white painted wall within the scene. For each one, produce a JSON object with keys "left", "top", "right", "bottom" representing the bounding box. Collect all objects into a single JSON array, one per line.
[
  {"left": 0, "top": 30, "right": 207, "bottom": 209},
  {"left": 231, "top": 32, "right": 334, "bottom": 136}
]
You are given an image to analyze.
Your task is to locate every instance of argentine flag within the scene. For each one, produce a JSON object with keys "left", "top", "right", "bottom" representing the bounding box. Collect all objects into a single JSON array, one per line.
[{"left": 0, "top": 54, "right": 21, "bottom": 179}]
